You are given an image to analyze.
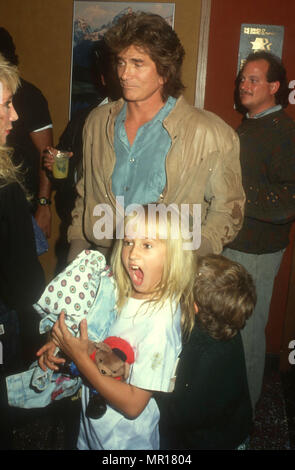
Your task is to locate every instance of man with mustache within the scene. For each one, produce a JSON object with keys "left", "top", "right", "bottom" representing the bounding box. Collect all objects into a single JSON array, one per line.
[{"left": 224, "top": 51, "right": 295, "bottom": 415}]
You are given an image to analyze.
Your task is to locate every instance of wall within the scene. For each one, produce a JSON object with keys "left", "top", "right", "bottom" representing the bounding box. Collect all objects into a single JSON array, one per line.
[{"left": 0, "top": 0, "right": 202, "bottom": 280}]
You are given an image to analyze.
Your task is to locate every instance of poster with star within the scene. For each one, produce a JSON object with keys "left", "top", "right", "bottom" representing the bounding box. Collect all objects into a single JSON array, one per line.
[{"left": 237, "top": 24, "right": 284, "bottom": 73}]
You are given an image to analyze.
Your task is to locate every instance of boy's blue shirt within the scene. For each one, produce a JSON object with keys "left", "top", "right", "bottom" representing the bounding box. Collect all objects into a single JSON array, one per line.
[{"left": 6, "top": 250, "right": 117, "bottom": 409}]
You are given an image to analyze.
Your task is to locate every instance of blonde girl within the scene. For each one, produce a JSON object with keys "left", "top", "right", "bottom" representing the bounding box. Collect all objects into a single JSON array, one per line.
[{"left": 50, "top": 204, "right": 196, "bottom": 450}]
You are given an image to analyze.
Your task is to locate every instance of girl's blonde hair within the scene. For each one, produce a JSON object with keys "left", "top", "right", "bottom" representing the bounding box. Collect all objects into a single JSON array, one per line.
[
  {"left": 0, "top": 53, "right": 25, "bottom": 193},
  {"left": 111, "top": 204, "right": 196, "bottom": 339}
]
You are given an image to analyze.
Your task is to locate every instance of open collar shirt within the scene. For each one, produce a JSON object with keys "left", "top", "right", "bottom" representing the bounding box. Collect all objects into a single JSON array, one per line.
[{"left": 112, "top": 96, "right": 176, "bottom": 208}]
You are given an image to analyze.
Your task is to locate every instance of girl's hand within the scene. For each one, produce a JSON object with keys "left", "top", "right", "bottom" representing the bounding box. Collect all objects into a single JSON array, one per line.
[
  {"left": 50, "top": 313, "right": 153, "bottom": 419},
  {"left": 36, "top": 340, "right": 65, "bottom": 372},
  {"left": 50, "top": 312, "right": 89, "bottom": 365}
]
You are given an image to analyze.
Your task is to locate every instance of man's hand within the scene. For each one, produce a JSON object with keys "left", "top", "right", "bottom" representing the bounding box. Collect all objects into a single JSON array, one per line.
[
  {"left": 35, "top": 204, "right": 52, "bottom": 238},
  {"left": 42, "top": 146, "right": 73, "bottom": 173},
  {"left": 42, "top": 146, "right": 56, "bottom": 172}
]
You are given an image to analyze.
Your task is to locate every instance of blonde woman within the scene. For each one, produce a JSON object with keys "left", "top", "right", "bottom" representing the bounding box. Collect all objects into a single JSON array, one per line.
[{"left": 0, "top": 54, "right": 44, "bottom": 376}]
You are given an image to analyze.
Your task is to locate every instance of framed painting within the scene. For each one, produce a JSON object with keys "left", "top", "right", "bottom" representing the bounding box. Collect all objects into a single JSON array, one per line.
[{"left": 70, "top": 1, "right": 175, "bottom": 117}]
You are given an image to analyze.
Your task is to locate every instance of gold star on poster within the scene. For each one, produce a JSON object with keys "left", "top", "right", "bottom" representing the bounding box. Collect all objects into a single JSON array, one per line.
[
  {"left": 250, "top": 37, "right": 272, "bottom": 51},
  {"left": 237, "top": 24, "right": 284, "bottom": 72}
]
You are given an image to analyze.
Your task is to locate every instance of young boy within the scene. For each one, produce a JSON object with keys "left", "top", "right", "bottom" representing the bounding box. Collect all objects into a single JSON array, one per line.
[{"left": 158, "top": 254, "right": 256, "bottom": 450}]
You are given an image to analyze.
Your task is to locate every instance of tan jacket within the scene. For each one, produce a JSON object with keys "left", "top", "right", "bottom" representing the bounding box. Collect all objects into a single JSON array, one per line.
[{"left": 68, "top": 96, "right": 244, "bottom": 259}]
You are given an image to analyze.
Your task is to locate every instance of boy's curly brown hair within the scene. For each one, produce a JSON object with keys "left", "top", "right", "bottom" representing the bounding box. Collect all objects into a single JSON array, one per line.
[{"left": 194, "top": 254, "right": 256, "bottom": 340}]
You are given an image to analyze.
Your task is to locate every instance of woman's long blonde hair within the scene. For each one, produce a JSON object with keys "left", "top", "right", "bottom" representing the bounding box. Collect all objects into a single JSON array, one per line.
[
  {"left": 0, "top": 53, "right": 24, "bottom": 191},
  {"left": 111, "top": 204, "right": 197, "bottom": 339}
]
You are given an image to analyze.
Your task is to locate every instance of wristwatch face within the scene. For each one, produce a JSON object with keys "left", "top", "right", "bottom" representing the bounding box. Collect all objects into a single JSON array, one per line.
[{"left": 38, "top": 197, "right": 50, "bottom": 206}]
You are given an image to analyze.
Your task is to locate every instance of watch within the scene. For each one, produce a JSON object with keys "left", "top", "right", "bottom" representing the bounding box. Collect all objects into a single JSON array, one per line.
[{"left": 37, "top": 197, "right": 51, "bottom": 206}]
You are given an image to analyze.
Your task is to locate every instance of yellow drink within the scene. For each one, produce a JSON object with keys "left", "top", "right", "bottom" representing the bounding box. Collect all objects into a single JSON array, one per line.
[{"left": 52, "top": 151, "right": 70, "bottom": 179}]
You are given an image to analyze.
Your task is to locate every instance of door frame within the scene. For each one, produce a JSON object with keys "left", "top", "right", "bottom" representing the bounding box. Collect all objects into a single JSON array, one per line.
[{"left": 195, "top": 0, "right": 211, "bottom": 109}]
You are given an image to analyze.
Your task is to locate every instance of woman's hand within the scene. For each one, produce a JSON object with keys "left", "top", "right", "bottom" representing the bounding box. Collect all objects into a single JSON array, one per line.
[
  {"left": 36, "top": 340, "right": 65, "bottom": 372},
  {"left": 50, "top": 312, "right": 89, "bottom": 365}
]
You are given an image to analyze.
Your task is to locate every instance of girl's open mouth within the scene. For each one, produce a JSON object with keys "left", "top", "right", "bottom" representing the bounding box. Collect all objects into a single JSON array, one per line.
[{"left": 130, "top": 265, "right": 144, "bottom": 286}]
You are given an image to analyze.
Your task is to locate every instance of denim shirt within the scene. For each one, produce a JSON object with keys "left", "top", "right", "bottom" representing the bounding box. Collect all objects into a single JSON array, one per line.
[
  {"left": 112, "top": 96, "right": 176, "bottom": 207},
  {"left": 6, "top": 250, "right": 117, "bottom": 409}
]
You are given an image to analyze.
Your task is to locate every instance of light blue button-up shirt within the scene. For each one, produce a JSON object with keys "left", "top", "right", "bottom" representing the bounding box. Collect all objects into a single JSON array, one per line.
[
  {"left": 246, "top": 104, "right": 282, "bottom": 119},
  {"left": 112, "top": 96, "right": 176, "bottom": 208}
]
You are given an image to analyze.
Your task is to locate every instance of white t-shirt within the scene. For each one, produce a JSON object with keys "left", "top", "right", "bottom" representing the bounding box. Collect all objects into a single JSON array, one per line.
[{"left": 77, "top": 297, "right": 182, "bottom": 450}]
